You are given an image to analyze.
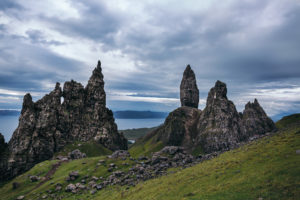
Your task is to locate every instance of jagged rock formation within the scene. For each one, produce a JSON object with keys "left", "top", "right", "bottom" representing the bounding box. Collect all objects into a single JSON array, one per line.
[
  {"left": 139, "top": 66, "right": 276, "bottom": 154},
  {"left": 1, "top": 60, "right": 127, "bottom": 181},
  {"left": 0, "top": 133, "right": 8, "bottom": 179},
  {"left": 180, "top": 65, "right": 199, "bottom": 108},
  {"left": 196, "top": 80, "right": 244, "bottom": 152},
  {"left": 241, "top": 99, "right": 276, "bottom": 137},
  {"left": 0, "top": 133, "right": 7, "bottom": 154}
]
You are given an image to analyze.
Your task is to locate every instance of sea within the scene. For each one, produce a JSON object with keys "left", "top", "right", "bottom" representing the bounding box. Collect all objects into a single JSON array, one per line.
[{"left": 0, "top": 115, "right": 164, "bottom": 142}]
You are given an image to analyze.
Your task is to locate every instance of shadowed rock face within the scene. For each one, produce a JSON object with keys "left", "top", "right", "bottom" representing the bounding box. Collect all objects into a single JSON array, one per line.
[
  {"left": 180, "top": 65, "right": 199, "bottom": 108},
  {"left": 0, "top": 133, "right": 8, "bottom": 181},
  {"left": 1, "top": 60, "right": 127, "bottom": 181}
]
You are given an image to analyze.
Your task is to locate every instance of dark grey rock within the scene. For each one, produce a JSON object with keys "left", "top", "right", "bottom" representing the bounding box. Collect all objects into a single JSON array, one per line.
[
  {"left": 137, "top": 74, "right": 276, "bottom": 155},
  {"left": 68, "top": 149, "right": 86, "bottom": 160},
  {"left": 109, "top": 150, "right": 130, "bottom": 159},
  {"left": 180, "top": 65, "right": 199, "bottom": 108},
  {"left": 29, "top": 175, "right": 39, "bottom": 182},
  {"left": 1, "top": 60, "right": 128, "bottom": 181},
  {"left": 91, "top": 176, "right": 99, "bottom": 181},
  {"left": 12, "top": 182, "right": 20, "bottom": 189},
  {"left": 65, "top": 184, "right": 76, "bottom": 192}
]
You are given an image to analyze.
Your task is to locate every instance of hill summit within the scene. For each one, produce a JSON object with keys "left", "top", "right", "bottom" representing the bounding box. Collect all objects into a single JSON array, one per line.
[
  {"left": 132, "top": 65, "right": 276, "bottom": 155},
  {"left": 0, "top": 61, "right": 127, "bottom": 181}
]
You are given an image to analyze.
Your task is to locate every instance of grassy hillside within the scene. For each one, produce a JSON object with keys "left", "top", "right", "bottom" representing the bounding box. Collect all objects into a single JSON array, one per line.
[
  {"left": 0, "top": 114, "right": 299, "bottom": 199},
  {"left": 275, "top": 113, "right": 300, "bottom": 129},
  {"left": 53, "top": 141, "right": 112, "bottom": 157},
  {"left": 128, "top": 128, "right": 164, "bottom": 158},
  {"left": 120, "top": 127, "right": 158, "bottom": 140}
]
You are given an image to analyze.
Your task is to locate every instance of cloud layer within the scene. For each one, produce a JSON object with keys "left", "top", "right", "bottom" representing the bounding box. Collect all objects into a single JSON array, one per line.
[{"left": 0, "top": 0, "right": 299, "bottom": 119}]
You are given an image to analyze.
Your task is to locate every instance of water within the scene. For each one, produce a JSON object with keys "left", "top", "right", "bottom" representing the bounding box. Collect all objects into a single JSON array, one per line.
[
  {"left": 0, "top": 115, "right": 19, "bottom": 142},
  {"left": 115, "top": 118, "right": 164, "bottom": 130},
  {"left": 0, "top": 116, "right": 165, "bottom": 142}
]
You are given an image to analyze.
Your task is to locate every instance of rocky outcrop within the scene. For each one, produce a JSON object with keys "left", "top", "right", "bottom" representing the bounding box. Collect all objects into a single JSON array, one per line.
[
  {"left": 1, "top": 60, "right": 127, "bottom": 181},
  {"left": 139, "top": 66, "right": 276, "bottom": 155},
  {"left": 0, "top": 133, "right": 8, "bottom": 180},
  {"left": 180, "top": 65, "right": 199, "bottom": 108},
  {"left": 68, "top": 149, "right": 86, "bottom": 160},
  {"left": 196, "top": 81, "right": 243, "bottom": 152},
  {"left": 153, "top": 106, "right": 201, "bottom": 147},
  {"left": 0, "top": 133, "right": 7, "bottom": 154},
  {"left": 241, "top": 99, "right": 276, "bottom": 138}
]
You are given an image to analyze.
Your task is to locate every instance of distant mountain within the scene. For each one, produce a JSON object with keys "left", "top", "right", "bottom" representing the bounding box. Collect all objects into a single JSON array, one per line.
[
  {"left": 114, "top": 110, "right": 168, "bottom": 119},
  {"left": 0, "top": 110, "right": 20, "bottom": 116}
]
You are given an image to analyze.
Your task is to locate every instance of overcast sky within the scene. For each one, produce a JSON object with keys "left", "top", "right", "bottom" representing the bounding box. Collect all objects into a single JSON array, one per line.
[{"left": 0, "top": 0, "right": 299, "bottom": 120}]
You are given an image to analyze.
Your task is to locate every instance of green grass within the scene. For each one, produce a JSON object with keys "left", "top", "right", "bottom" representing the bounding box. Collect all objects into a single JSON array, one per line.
[
  {"left": 129, "top": 132, "right": 164, "bottom": 158},
  {"left": 1, "top": 114, "right": 299, "bottom": 199},
  {"left": 276, "top": 113, "right": 300, "bottom": 129},
  {"left": 120, "top": 127, "right": 158, "bottom": 140},
  {"left": 53, "top": 141, "right": 112, "bottom": 157},
  {"left": 95, "top": 124, "right": 300, "bottom": 200}
]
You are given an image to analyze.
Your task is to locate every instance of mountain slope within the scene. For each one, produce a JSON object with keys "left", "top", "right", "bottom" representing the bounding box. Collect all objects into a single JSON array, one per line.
[
  {"left": 0, "top": 114, "right": 299, "bottom": 200},
  {"left": 95, "top": 118, "right": 300, "bottom": 200}
]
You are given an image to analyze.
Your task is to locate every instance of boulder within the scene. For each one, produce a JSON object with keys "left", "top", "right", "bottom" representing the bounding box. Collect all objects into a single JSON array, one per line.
[
  {"left": 109, "top": 150, "right": 130, "bottom": 159},
  {"left": 68, "top": 149, "right": 86, "bottom": 160},
  {"left": 65, "top": 184, "right": 76, "bottom": 192},
  {"left": 29, "top": 175, "right": 39, "bottom": 182}
]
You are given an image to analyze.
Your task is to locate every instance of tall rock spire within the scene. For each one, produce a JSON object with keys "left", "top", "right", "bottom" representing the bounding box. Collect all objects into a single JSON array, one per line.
[{"left": 180, "top": 65, "right": 199, "bottom": 108}]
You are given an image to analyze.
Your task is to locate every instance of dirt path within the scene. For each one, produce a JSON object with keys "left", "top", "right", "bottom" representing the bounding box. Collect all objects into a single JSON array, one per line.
[{"left": 34, "top": 160, "right": 67, "bottom": 189}]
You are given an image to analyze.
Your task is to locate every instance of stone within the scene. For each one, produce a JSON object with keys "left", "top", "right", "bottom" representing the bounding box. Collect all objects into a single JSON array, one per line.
[
  {"left": 29, "top": 175, "right": 39, "bottom": 182},
  {"left": 96, "top": 184, "right": 102, "bottom": 190},
  {"left": 16, "top": 196, "right": 25, "bottom": 200},
  {"left": 90, "top": 190, "right": 97, "bottom": 195},
  {"left": 109, "top": 150, "right": 130, "bottom": 159},
  {"left": 12, "top": 182, "right": 20, "bottom": 190},
  {"left": 296, "top": 150, "right": 300, "bottom": 155},
  {"left": 65, "top": 184, "right": 76, "bottom": 192},
  {"left": 1, "top": 60, "right": 128, "bottom": 181},
  {"left": 68, "top": 149, "right": 86, "bottom": 160},
  {"left": 68, "top": 171, "right": 79, "bottom": 181},
  {"left": 91, "top": 176, "right": 99, "bottom": 181},
  {"left": 159, "top": 146, "right": 185, "bottom": 155},
  {"left": 180, "top": 65, "right": 199, "bottom": 108},
  {"left": 55, "top": 185, "right": 62, "bottom": 191},
  {"left": 75, "top": 183, "right": 86, "bottom": 190},
  {"left": 109, "top": 163, "right": 116, "bottom": 168},
  {"left": 113, "top": 170, "right": 124, "bottom": 177}
]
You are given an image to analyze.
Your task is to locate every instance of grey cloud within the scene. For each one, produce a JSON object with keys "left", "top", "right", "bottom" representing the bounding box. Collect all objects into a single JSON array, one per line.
[
  {"left": 26, "top": 29, "right": 65, "bottom": 46},
  {"left": 0, "top": 0, "right": 22, "bottom": 11},
  {"left": 0, "top": 0, "right": 299, "bottom": 119}
]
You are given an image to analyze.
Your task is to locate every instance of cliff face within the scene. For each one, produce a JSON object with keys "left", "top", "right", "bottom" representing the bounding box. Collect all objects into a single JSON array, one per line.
[
  {"left": 1, "top": 60, "right": 127, "bottom": 181},
  {"left": 143, "top": 65, "right": 276, "bottom": 154}
]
